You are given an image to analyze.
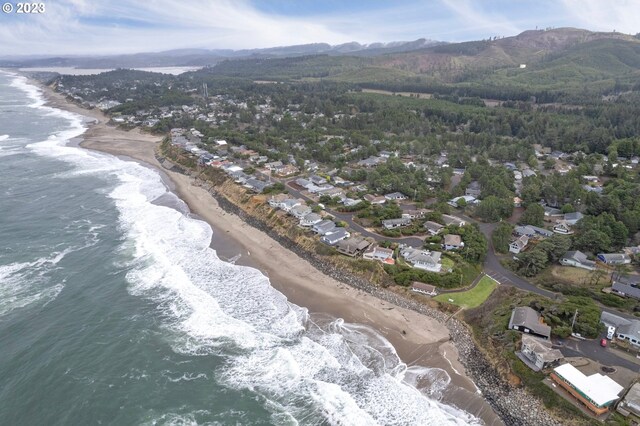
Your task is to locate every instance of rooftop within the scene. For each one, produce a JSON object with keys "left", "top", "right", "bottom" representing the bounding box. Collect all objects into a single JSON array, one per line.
[{"left": 553, "top": 363, "right": 623, "bottom": 407}]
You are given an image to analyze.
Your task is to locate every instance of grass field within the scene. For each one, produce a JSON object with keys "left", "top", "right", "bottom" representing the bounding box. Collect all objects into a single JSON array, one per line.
[{"left": 434, "top": 276, "right": 498, "bottom": 309}]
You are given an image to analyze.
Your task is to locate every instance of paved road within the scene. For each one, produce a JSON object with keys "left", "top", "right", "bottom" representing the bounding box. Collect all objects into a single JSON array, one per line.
[
  {"left": 476, "top": 222, "right": 560, "bottom": 300},
  {"left": 560, "top": 337, "right": 640, "bottom": 371}
]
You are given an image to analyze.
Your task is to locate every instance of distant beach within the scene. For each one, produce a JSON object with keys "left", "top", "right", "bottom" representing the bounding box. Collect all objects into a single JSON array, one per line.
[{"left": 39, "top": 83, "right": 503, "bottom": 425}]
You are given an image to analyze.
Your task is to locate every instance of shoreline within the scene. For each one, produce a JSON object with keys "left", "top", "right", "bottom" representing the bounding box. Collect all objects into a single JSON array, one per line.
[{"left": 35, "top": 81, "right": 559, "bottom": 426}]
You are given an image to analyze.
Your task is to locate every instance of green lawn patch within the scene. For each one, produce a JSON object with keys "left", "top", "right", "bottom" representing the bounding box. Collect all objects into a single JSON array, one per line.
[{"left": 434, "top": 276, "right": 497, "bottom": 309}]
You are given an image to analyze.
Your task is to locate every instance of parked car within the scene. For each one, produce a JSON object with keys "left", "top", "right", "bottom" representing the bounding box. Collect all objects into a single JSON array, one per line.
[{"left": 600, "top": 338, "right": 608, "bottom": 347}]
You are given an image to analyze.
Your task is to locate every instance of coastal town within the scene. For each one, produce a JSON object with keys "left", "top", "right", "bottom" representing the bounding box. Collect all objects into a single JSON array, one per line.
[{"left": 42, "top": 63, "right": 640, "bottom": 425}]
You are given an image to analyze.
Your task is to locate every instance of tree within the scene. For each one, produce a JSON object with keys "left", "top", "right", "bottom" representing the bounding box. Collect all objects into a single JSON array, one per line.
[
  {"left": 456, "top": 197, "right": 467, "bottom": 208},
  {"left": 520, "top": 203, "right": 544, "bottom": 227},
  {"left": 492, "top": 222, "right": 514, "bottom": 254},
  {"left": 573, "top": 229, "right": 612, "bottom": 254},
  {"left": 537, "top": 235, "right": 572, "bottom": 263},
  {"left": 476, "top": 196, "right": 513, "bottom": 222},
  {"left": 516, "top": 248, "right": 549, "bottom": 276}
]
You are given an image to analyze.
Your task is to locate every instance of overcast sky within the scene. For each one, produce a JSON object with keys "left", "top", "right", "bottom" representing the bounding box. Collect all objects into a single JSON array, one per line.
[{"left": 0, "top": 0, "right": 638, "bottom": 56}]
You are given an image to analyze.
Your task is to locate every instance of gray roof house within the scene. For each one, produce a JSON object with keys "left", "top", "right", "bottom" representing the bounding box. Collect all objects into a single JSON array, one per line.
[
  {"left": 424, "top": 221, "right": 445, "bottom": 235},
  {"left": 443, "top": 234, "right": 464, "bottom": 251},
  {"left": 400, "top": 247, "right": 442, "bottom": 272},
  {"left": 563, "top": 212, "right": 584, "bottom": 225},
  {"left": 509, "top": 235, "right": 529, "bottom": 254},
  {"left": 300, "top": 213, "right": 322, "bottom": 227},
  {"left": 336, "top": 237, "right": 371, "bottom": 257},
  {"left": 441, "top": 214, "right": 465, "bottom": 227},
  {"left": 290, "top": 204, "right": 312, "bottom": 219},
  {"left": 612, "top": 276, "right": 640, "bottom": 300},
  {"left": 616, "top": 320, "right": 640, "bottom": 348},
  {"left": 518, "top": 334, "right": 564, "bottom": 371},
  {"left": 321, "top": 228, "right": 350, "bottom": 245},
  {"left": 597, "top": 253, "right": 632, "bottom": 265},
  {"left": 508, "top": 306, "right": 551, "bottom": 339},
  {"left": 313, "top": 220, "right": 337, "bottom": 235},
  {"left": 384, "top": 192, "right": 407, "bottom": 200},
  {"left": 515, "top": 226, "right": 536, "bottom": 237},
  {"left": 617, "top": 382, "right": 640, "bottom": 418},
  {"left": 382, "top": 218, "right": 411, "bottom": 230},
  {"left": 244, "top": 178, "right": 272, "bottom": 193},
  {"left": 560, "top": 250, "right": 596, "bottom": 270}
]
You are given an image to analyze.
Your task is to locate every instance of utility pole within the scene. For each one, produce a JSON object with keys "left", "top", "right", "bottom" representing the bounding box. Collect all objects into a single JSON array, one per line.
[{"left": 571, "top": 309, "right": 578, "bottom": 333}]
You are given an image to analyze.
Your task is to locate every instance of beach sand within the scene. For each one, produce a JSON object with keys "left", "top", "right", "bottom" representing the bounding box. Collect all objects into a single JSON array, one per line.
[{"left": 41, "top": 85, "right": 502, "bottom": 425}]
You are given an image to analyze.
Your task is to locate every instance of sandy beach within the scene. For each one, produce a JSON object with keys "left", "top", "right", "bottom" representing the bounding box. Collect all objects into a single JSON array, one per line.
[{"left": 40, "top": 84, "right": 502, "bottom": 425}]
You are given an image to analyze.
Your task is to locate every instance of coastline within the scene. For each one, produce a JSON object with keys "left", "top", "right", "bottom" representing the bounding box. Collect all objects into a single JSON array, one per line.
[{"left": 36, "top": 82, "right": 555, "bottom": 426}]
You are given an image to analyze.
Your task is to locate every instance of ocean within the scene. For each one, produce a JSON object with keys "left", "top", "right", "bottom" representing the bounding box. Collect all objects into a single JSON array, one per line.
[{"left": 0, "top": 71, "right": 481, "bottom": 425}]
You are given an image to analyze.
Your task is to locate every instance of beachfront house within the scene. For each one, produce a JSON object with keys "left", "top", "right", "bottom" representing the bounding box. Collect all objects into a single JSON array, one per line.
[
  {"left": 518, "top": 334, "right": 563, "bottom": 371},
  {"left": 411, "top": 282, "right": 437, "bottom": 296},
  {"left": 321, "top": 228, "right": 350, "bottom": 245},
  {"left": 300, "top": 213, "right": 322, "bottom": 227},
  {"left": 550, "top": 363, "right": 623, "bottom": 415},
  {"left": 313, "top": 220, "right": 337, "bottom": 235},
  {"left": 508, "top": 306, "right": 551, "bottom": 339},
  {"left": 400, "top": 247, "right": 442, "bottom": 272},
  {"left": 363, "top": 246, "right": 395, "bottom": 264},
  {"left": 281, "top": 199, "right": 302, "bottom": 212},
  {"left": 290, "top": 204, "right": 312, "bottom": 219},
  {"left": 336, "top": 237, "right": 371, "bottom": 257}
]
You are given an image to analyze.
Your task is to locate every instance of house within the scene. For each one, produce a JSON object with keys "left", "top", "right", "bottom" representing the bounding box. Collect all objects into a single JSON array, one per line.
[
  {"left": 336, "top": 237, "right": 371, "bottom": 257},
  {"left": 268, "top": 194, "right": 289, "bottom": 208},
  {"left": 443, "top": 234, "right": 464, "bottom": 251},
  {"left": 465, "top": 181, "right": 482, "bottom": 198},
  {"left": 280, "top": 199, "right": 301, "bottom": 212},
  {"left": 400, "top": 247, "right": 442, "bottom": 272},
  {"left": 357, "top": 156, "right": 384, "bottom": 167},
  {"left": 424, "top": 221, "right": 445, "bottom": 235},
  {"left": 448, "top": 195, "right": 477, "bottom": 207},
  {"left": 616, "top": 320, "right": 640, "bottom": 348},
  {"left": 508, "top": 306, "right": 551, "bottom": 339},
  {"left": 264, "top": 160, "right": 283, "bottom": 171},
  {"left": 544, "top": 206, "right": 563, "bottom": 218},
  {"left": 529, "top": 226, "right": 554, "bottom": 238},
  {"left": 290, "top": 204, "right": 312, "bottom": 219},
  {"left": 310, "top": 175, "right": 327, "bottom": 185},
  {"left": 317, "top": 187, "right": 344, "bottom": 199},
  {"left": 550, "top": 363, "right": 623, "bottom": 415},
  {"left": 321, "top": 228, "right": 350, "bottom": 245},
  {"left": 313, "top": 220, "right": 337, "bottom": 235},
  {"left": 295, "top": 178, "right": 313, "bottom": 189},
  {"left": 513, "top": 196, "right": 523, "bottom": 207},
  {"left": 517, "top": 335, "right": 563, "bottom": 371},
  {"left": 553, "top": 222, "right": 573, "bottom": 235},
  {"left": 509, "top": 235, "right": 529, "bottom": 254},
  {"left": 300, "top": 213, "right": 322, "bottom": 227},
  {"left": 617, "top": 382, "right": 640, "bottom": 418},
  {"left": 363, "top": 194, "right": 386, "bottom": 205},
  {"left": 514, "top": 225, "right": 536, "bottom": 238},
  {"left": 276, "top": 164, "right": 298, "bottom": 177},
  {"left": 612, "top": 276, "right": 640, "bottom": 300},
  {"left": 363, "top": 246, "right": 395, "bottom": 264},
  {"left": 411, "top": 282, "right": 437, "bottom": 296},
  {"left": 244, "top": 178, "right": 271, "bottom": 193},
  {"left": 597, "top": 253, "right": 632, "bottom": 265},
  {"left": 441, "top": 214, "right": 465, "bottom": 227},
  {"left": 402, "top": 209, "right": 429, "bottom": 220},
  {"left": 563, "top": 212, "right": 584, "bottom": 225},
  {"left": 382, "top": 218, "right": 411, "bottom": 230},
  {"left": 384, "top": 192, "right": 407, "bottom": 201},
  {"left": 559, "top": 250, "right": 596, "bottom": 270}
]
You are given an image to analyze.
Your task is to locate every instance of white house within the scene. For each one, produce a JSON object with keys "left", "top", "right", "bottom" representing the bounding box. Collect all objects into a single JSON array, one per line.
[
  {"left": 290, "top": 204, "right": 312, "bottom": 219},
  {"left": 560, "top": 251, "right": 596, "bottom": 270},
  {"left": 300, "top": 213, "right": 322, "bottom": 227},
  {"left": 321, "top": 228, "right": 350, "bottom": 245},
  {"left": 400, "top": 247, "right": 442, "bottom": 272},
  {"left": 509, "top": 235, "right": 529, "bottom": 254}
]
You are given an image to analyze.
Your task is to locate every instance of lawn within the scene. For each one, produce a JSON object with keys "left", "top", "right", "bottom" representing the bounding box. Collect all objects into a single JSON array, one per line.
[{"left": 434, "top": 276, "right": 498, "bottom": 309}]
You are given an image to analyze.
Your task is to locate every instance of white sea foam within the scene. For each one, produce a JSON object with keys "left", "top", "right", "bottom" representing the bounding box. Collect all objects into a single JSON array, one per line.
[
  {"left": 13, "top": 75, "right": 481, "bottom": 425},
  {"left": 0, "top": 134, "right": 9, "bottom": 141}
]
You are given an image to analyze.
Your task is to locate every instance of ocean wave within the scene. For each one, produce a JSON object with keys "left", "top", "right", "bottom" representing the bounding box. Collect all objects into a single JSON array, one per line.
[
  {"left": 0, "top": 134, "right": 9, "bottom": 141},
  {"left": 13, "top": 77, "right": 480, "bottom": 425}
]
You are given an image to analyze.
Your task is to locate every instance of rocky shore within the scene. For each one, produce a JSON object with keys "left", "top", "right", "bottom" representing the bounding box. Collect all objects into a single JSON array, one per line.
[{"left": 160, "top": 156, "right": 562, "bottom": 426}]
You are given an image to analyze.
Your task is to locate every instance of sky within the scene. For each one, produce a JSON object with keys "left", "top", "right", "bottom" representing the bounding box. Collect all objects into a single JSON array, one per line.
[{"left": 0, "top": 0, "right": 639, "bottom": 56}]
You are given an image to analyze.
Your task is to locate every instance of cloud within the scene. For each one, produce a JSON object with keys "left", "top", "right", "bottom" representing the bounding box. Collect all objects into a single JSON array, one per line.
[{"left": 561, "top": 0, "right": 640, "bottom": 34}]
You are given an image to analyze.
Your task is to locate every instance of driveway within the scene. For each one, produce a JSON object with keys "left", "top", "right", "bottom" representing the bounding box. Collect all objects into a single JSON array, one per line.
[{"left": 559, "top": 336, "right": 640, "bottom": 372}]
